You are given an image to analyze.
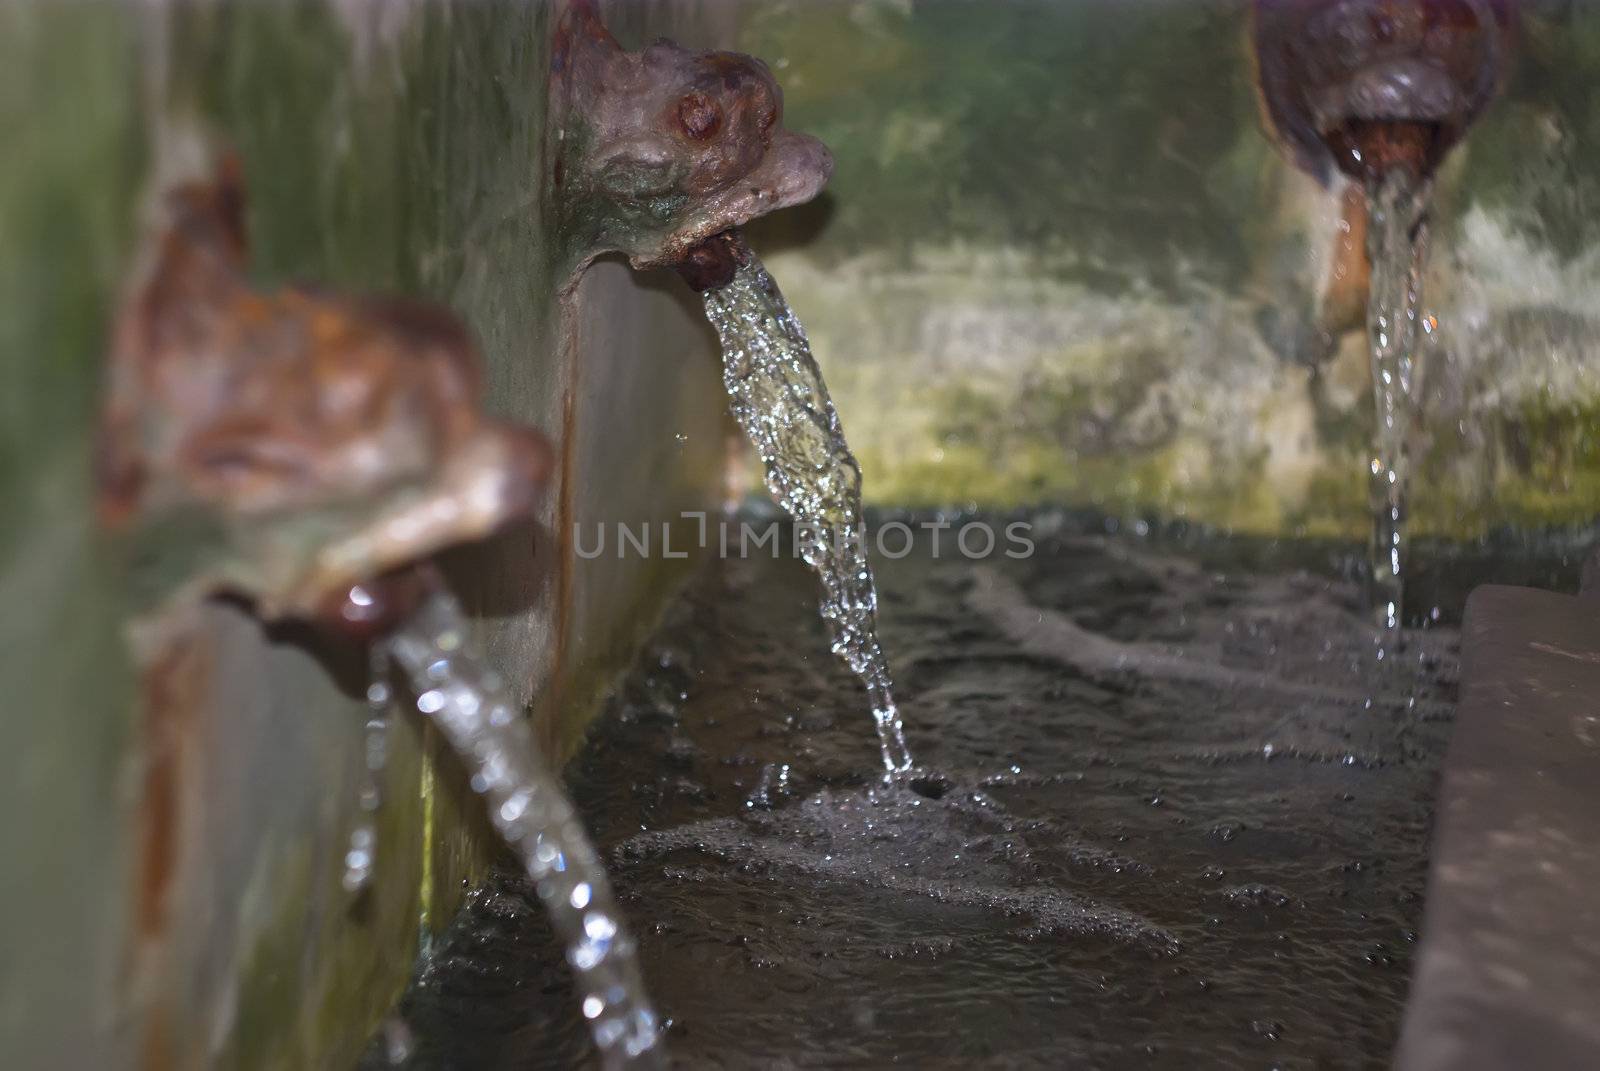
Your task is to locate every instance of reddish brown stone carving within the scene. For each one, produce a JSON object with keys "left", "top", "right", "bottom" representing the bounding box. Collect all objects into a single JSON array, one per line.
[
  {"left": 550, "top": 0, "right": 832, "bottom": 274},
  {"left": 98, "top": 157, "right": 552, "bottom": 625},
  {"left": 1253, "top": 0, "right": 1516, "bottom": 182}
]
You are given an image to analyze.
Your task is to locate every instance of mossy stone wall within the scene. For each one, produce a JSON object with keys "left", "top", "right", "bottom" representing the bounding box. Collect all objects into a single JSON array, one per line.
[
  {"left": 743, "top": 0, "right": 1600, "bottom": 538},
  {"left": 0, "top": 2, "right": 731, "bottom": 1066}
]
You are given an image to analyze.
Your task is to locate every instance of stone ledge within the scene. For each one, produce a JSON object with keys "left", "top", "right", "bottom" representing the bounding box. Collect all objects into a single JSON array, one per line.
[{"left": 1397, "top": 584, "right": 1600, "bottom": 1070}]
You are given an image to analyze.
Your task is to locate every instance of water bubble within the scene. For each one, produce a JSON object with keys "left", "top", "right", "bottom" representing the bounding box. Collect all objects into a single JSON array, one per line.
[
  {"left": 379, "top": 1016, "right": 414, "bottom": 1065},
  {"left": 500, "top": 791, "right": 530, "bottom": 824}
]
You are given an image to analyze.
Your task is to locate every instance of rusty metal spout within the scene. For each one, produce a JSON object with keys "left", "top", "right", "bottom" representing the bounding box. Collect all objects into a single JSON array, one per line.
[
  {"left": 98, "top": 157, "right": 554, "bottom": 631},
  {"left": 1252, "top": 0, "right": 1516, "bottom": 183},
  {"left": 549, "top": 0, "right": 831, "bottom": 281}
]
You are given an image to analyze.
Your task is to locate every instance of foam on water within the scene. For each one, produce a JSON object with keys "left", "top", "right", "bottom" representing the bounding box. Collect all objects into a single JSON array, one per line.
[{"left": 701, "top": 245, "right": 914, "bottom": 774}]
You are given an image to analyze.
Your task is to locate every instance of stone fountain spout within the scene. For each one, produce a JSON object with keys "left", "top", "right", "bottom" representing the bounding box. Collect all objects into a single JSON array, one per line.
[
  {"left": 1252, "top": 0, "right": 1516, "bottom": 183},
  {"left": 1252, "top": 1, "right": 1517, "bottom": 640},
  {"left": 548, "top": 4, "right": 910, "bottom": 773},
  {"left": 99, "top": 156, "right": 665, "bottom": 1068},
  {"left": 549, "top": 0, "right": 832, "bottom": 283},
  {"left": 98, "top": 154, "right": 553, "bottom": 635}
]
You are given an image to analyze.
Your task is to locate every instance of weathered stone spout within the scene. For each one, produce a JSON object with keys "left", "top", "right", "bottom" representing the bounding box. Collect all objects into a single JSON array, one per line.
[
  {"left": 97, "top": 156, "right": 553, "bottom": 631},
  {"left": 549, "top": 0, "right": 832, "bottom": 279},
  {"left": 1252, "top": 0, "right": 1516, "bottom": 181},
  {"left": 1253, "top": 2, "right": 1516, "bottom": 641}
]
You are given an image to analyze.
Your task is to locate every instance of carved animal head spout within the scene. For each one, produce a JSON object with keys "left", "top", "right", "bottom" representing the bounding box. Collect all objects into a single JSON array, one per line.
[
  {"left": 1253, "top": 0, "right": 1516, "bottom": 183},
  {"left": 98, "top": 157, "right": 553, "bottom": 633},
  {"left": 550, "top": 0, "right": 832, "bottom": 280}
]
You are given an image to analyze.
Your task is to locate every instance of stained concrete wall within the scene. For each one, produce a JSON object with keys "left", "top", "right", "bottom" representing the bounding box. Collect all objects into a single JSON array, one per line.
[
  {"left": 0, "top": 1, "right": 732, "bottom": 1067},
  {"left": 742, "top": 0, "right": 1600, "bottom": 538}
]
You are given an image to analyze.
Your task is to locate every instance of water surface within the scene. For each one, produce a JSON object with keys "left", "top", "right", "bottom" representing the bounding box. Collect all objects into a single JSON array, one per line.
[{"left": 379, "top": 516, "right": 1523, "bottom": 1068}]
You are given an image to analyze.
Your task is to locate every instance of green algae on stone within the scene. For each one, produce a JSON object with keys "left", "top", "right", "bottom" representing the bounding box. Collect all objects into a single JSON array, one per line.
[
  {"left": 738, "top": 0, "right": 1600, "bottom": 539},
  {"left": 0, "top": 6, "right": 145, "bottom": 1067}
]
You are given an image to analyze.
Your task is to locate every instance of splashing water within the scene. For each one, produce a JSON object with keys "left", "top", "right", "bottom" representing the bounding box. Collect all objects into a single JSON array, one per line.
[
  {"left": 699, "top": 240, "right": 914, "bottom": 775},
  {"left": 1364, "top": 170, "right": 1430, "bottom": 646},
  {"left": 386, "top": 591, "right": 663, "bottom": 1069}
]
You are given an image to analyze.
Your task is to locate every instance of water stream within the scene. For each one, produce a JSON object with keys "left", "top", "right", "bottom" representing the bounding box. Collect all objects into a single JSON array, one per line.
[
  {"left": 700, "top": 238, "right": 914, "bottom": 774},
  {"left": 341, "top": 646, "right": 394, "bottom": 894},
  {"left": 1363, "top": 170, "right": 1431, "bottom": 645},
  {"left": 385, "top": 590, "right": 663, "bottom": 1070}
]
